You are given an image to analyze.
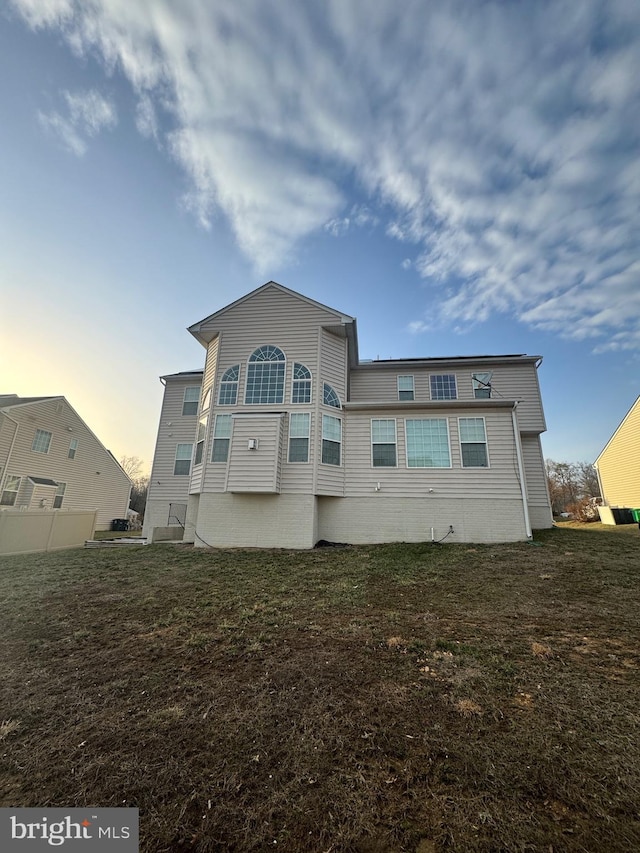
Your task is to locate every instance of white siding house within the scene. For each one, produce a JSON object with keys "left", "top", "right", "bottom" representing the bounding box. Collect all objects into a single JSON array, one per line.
[
  {"left": 0, "top": 395, "right": 131, "bottom": 531},
  {"left": 143, "top": 283, "right": 553, "bottom": 547}
]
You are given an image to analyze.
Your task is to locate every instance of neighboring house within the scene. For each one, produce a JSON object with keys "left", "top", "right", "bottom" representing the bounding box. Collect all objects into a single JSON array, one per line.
[
  {"left": 143, "top": 282, "right": 552, "bottom": 548},
  {"left": 594, "top": 395, "right": 640, "bottom": 509},
  {"left": 0, "top": 395, "right": 132, "bottom": 530}
]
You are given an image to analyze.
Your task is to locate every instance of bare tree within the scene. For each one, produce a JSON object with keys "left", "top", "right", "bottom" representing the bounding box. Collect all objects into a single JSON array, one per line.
[
  {"left": 546, "top": 459, "right": 601, "bottom": 518},
  {"left": 120, "top": 455, "right": 144, "bottom": 479}
]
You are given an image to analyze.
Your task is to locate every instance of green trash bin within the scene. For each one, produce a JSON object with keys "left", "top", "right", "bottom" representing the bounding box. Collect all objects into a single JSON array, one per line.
[{"left": 631, "top": 509, "right": 640, "bottom": 523}]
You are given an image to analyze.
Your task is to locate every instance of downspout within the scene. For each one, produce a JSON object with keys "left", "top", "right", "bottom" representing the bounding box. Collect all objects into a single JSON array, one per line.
[{"left": 511, "top": 403, "right": 532, "bottom": 539}]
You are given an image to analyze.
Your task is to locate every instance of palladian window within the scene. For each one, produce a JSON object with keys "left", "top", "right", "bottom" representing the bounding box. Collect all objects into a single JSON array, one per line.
[{"left": 245, "top": 346, "right": 285, "bottom": 404}]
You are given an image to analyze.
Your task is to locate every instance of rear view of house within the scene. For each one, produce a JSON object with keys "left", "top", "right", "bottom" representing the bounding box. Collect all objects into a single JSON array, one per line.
[
  {"left": 143, "top": 282, "right": 553, "bottom": 547},
  {"left": 0, "top": 395, "right": 131, "bottom": 530}
]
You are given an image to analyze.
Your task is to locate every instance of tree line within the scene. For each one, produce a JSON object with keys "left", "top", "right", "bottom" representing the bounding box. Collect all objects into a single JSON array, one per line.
[
  {"left": 121, "top": 456, "right": 149, "bottom": 519},
  {"left": 545, "top": 459, "right": 600, "bottom": 519}
]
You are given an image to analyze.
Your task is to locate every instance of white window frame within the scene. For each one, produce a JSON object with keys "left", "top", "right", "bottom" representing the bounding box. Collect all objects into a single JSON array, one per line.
[
  {"left": 202, "top": 386, "right": 212, "bottom": 411},
  {"left": 68, "top": 438, "right": 79, "bottom": 459},
  {"left": 472, "top": 372, "right": 492, "bottom": 399},
  {"left": 211, "top": 414, "right": 232, "bottom": 463},
  {"left": 218, "top": 366, "right": 240, "bottom": 405},
  {"left": 291, "top": 363, "right": 312, "bottom": 404},
  {"left": 323, "top": 383, "right": 341, "bottom": 408},
  {"left": 245, "top": 346, "right": 286, "bottom": 404},
  {"left": 174, "top": 443, "right": 193, "bottom": 476},
  {"left": 429, "top": 374, "right": 457, "bottom": 401},
  {"left": 288, "top": 413, "right": 311, "bottom": 463},
  {"left": 371, "top": 419, "right": 397, "bottom": 468},
  {"left": 397, "top": 375, "right": 415, "bottom": 401},
  {"left": 321, "top": 414, "right": 342, "bottom": 466},
  {"left": 405, "top": 418, "right": 452, "bottom": 468},
  {"left": 194, "top": 416, "right": 208, "bottom": 465},
  {"left": 32, "top": 429, "right": 52, "bottom": 454},
  {"left": 458, "top": 417, "right": 489, "bottom": 468},
  {"left": 0, "top": 475, "right": 20, "bottom": 506},
  {"left": 182, "top": 387, "right": 200, "bottom": 416},
  {"left": 53, "top": 482, "right": 66, "bottom": 509}
]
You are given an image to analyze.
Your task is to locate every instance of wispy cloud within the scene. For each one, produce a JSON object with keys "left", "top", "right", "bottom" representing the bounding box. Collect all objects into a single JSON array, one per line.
[
  {"left": 39, "top": 88, "right": 117, "bottom": 155},
  {"left": 12, "top": 0, "right": 640, "bottom": 347}
]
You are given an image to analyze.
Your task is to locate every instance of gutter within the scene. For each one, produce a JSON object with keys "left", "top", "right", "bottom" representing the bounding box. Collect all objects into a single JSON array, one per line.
[{"left": 511, "top": 403, "right": 532, "bottom": 539}]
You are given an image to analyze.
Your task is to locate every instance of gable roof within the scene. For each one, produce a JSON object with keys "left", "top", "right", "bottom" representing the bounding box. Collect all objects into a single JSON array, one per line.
[
  {"left": 595, "top": 394, "right": 640, "bottom": 464},
  {"left": 0, "top": 395, "right": 60, "bottom": 410}
]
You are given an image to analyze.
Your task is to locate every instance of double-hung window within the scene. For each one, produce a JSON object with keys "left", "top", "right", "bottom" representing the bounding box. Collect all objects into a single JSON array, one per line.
[
  {"left": 321, "top": 415, "right": 341, "bottom": 465},
  {"left": 32, "top": 429, "right": 52, "bottom": 453},
  {"left": 288, "top": 413, "right": 310, "bottom": 462},
  {"left": 430, "top": 374, "right": 457, "bottom": 400},
  {"left": 472, "top": 372, "right": 492, "bottom": 399},
  {"left": 397, "top": 375, "right": 415, "bottom": 401},
  {"left": 218, "top": 366, "right": 239, "bottom": 405},
  {"left": 211, "top": 414, "right": 232, "bottom": 462},
  {"left": 245, "top": 346, "right": 285, "bottom": 404},
  {"left": 459, "top": 418, "right": 488, "bottom": 467},
  {"left": 405, "top": 419, "right": 451, "bottom": 468},
  {"left": 174, "top": 443, "right": 193, "bottom": 475},
  {"left": 53, "top": 482, "right": 66, "bottom": 509},
  {"left": 182, "top": 387, "right": 200, "bottom": 415},
  {"left": 371, "top": 419, "right": 397, "bottom": 467},
  {"left": 292, "top": 363, "right": 312, "bottom": 403},
  {"left": 194, "top": 416, "right": 208, "bottom": 465},
  {"left": 68, "top": 438, "right": 78, "bottom": 459},
  {"left": 0, "top": 475, "right": 20, "bottom": 506}
]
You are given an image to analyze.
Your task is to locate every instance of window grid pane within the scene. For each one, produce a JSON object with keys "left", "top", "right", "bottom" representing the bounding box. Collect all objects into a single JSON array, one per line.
[
  {"left": 245, "top": 362, "right": 285, "bottom": 403},
  {"left": 68, "top": 439, "right": 78, "bottom": 459},
  {"left": 398, "top": 376, "right": 415, "bottom": 400},
  {"left": 32, "top": 429, "right": 52, "bottom": 453},
  {"left": 322, "top": 415, "right": 341, "bottom": 465},
  {"left": 461, "top": 444, "right": 488, "bottom": 467},
  {"left": 289, "top": 413, "right": 310, "bottom": 438},
  {"left": 53, "top": 482, "right": 66, "bottom": 509},
  {"left": 459, "top": 418, "right": 486, "bottom": 442},
  {"left": 219, "top": 366, "right": 239, "bottom": 405},
  {"left": 406, "top": 419, "right": 450, "bottom": 467},
  {"left": 288, "top": 438, "right": 309, "bottom": 462},
  {"left": 323, "top": 383, "right": 341, "bottom": 408},
  {"left": 212, "top": 415, "right": 232, "bottom": 462},
  {"left": 174, "top": 443, "right": 193, "bottom": 475},
  {"left": 460, "top": 418, "right": 488, "bottom": 467},
  {"left": 1, "top": 476, "right": 20, "bottom": 506},
  {"left": 430, "top": 374, "right": 457, "bottom": 400},
  {"left": 182, "top": 386, "right": 200, "bottom": 415}
]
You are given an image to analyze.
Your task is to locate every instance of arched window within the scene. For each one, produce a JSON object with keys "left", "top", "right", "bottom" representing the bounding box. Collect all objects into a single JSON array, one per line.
[
  {"left": 292, "top": 363, "right": 312, "bottom": 403},
  {"left": 245, "top": 346, "right": 286, "bottom": 404},
  {"left": 218, "top": 366, "right": 239, "bottom": 405},
  {"left": 323, "top": 382, "right": 341, "bottom": 408}
]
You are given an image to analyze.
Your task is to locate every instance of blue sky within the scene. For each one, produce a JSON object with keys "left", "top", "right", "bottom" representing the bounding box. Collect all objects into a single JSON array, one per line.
[{"left": 2, "top": 0, "right": 639, "bottom": 472}]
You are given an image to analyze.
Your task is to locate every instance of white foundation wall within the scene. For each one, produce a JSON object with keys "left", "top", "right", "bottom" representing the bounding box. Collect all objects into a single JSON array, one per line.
[
  {"left": 193, "top": 493, "right": 317, "bottom": 548},
  {"left": 317, "top": 496, "right": 529, "bottom": 544}
]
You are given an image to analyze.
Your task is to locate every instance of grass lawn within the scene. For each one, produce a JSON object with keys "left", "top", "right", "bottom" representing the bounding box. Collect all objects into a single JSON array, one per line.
[{"left": 1, "top": 525, "right": 639, "bottom": 852}]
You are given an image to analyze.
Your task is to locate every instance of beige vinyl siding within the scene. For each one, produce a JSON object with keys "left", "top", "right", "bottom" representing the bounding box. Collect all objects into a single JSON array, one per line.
[
  {"left": 280, "top": 412, "right": 315, "bottom": 494},
  {"left": 349, "top": 362, "right": 545, "bottom": 431},
  {"left": 596, "top": 397, "right": 640, "bottom": 507},
  {"left": 206, "top": 288, "right": 345, "bottom": 408},
  {"left": 201, "top": 337, "right": 219, "bottom": 409},
  {"left": 226, "top": 414, "right": 284, "bottom": 493},
  {"left": 342, "top": 408, "right": 521, "bottom": 500},
  {"left": 0, "top": 398, "right": 130, "bottom": 529},
  {"left": 146, "top": 376, "right": 201, "bottom": 504},
  {"left": 521, "top": 435, "right": 553, "bottom": 528},
  {"left": 320, "top": 329, "right": 347, "bottom": 403}
]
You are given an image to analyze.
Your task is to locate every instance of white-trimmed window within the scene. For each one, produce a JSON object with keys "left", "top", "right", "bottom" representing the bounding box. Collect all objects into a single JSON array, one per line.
[
  {"left": 174, "top": 443, "right": 193, "bottom": 475},
  {"left": 321, "top": 414, "right": 341, "bottom": 465},
  {"left": 406, "top": 418, "right": 451, "bottom": 468},
  {"left": 323, "top": 383, "right": 341, "bottom": 408},
  {"left": 288, "top": 413, "right": 310, "bottom": 462},
  {"left": 430, "top": 374, "right": 457, "bottom": 400},
  {"left": 371, "top": 419, "right": 397, "bottom": 467},
  {"left": 32, "top": 429, "right": 52, "bottom": 453},
  {"left": 194, "top": 416, "right": 208, "bottom": 465},
  {"left": 53, "top": 482, "right": 66, "bottom": 509},
  {"left": 292, "top": 363, "right": 312, "bottom": 404},
  {"left": 472, "top": 372, "right": 492, "bottom": 399},
  {"left": 245, "top": 346, "right": 285, "bottom": 404},
  {"left": 0, "top": 475, "right": 20, "bottom": 506},
  {"left": 459, "top": 418, "right": 489, "bottom": 467},
  {"left": 68, "top": 438, "right": 78, "bottom": 459},
  {"left": 218, "top": 366, "right": 239, "bottom": 405},
  {"left": 397, "top": 375, "right": 415, "bottom": 401},
  {"left": 202, "top": 386, "right": 212, "bottom": 411},
  {"left": 211, "top": 414, "right": 232, "bottom": 462},
  {"left": 182, "top": 387, "right": 200, "bottom": 416}
]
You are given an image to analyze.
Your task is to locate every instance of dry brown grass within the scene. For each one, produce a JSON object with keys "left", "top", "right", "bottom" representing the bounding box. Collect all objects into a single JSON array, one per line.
[{"left": 1, "top": 523, "right": 639, "bottom": 852}]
